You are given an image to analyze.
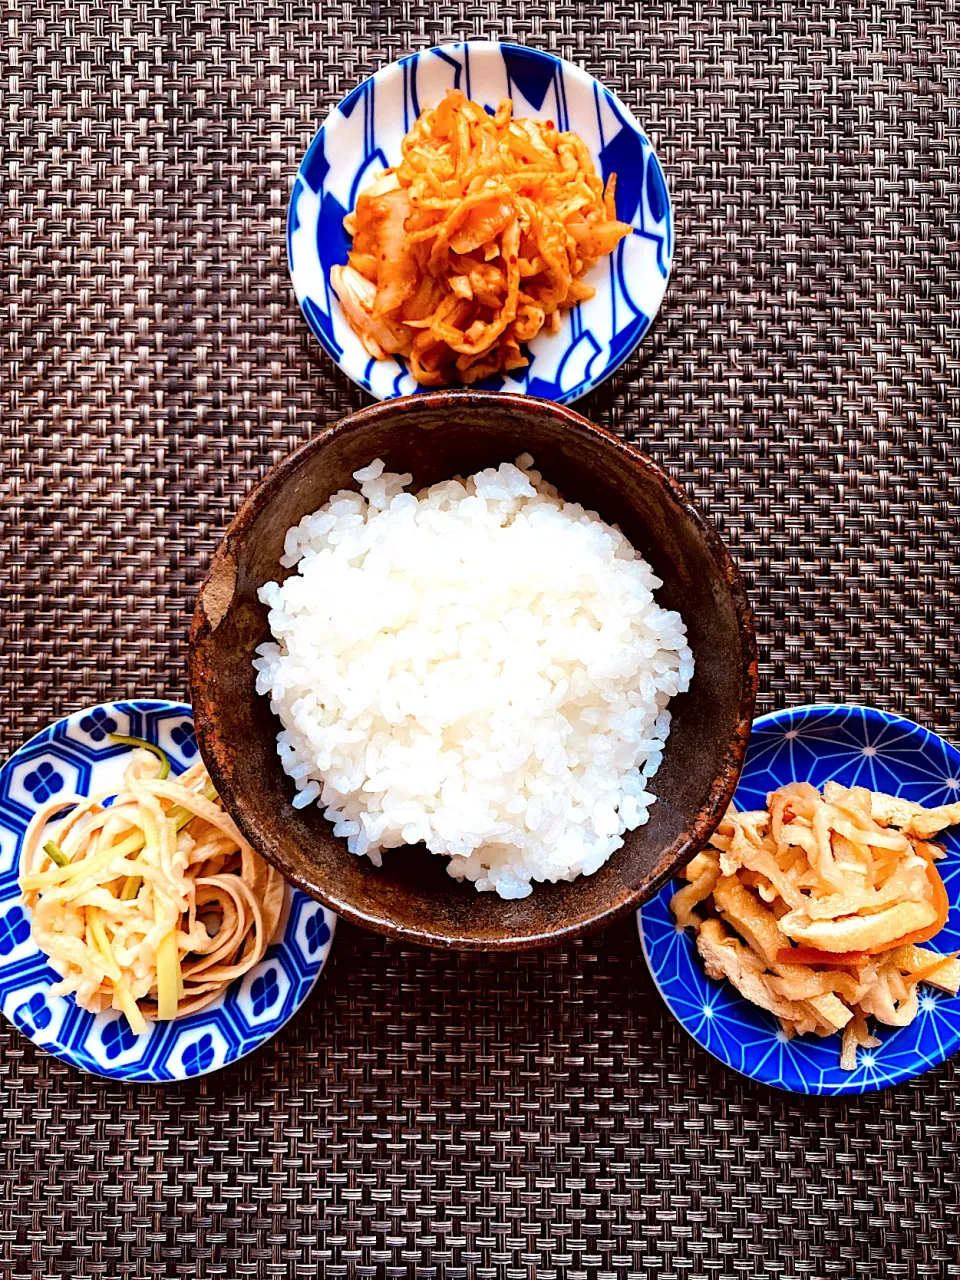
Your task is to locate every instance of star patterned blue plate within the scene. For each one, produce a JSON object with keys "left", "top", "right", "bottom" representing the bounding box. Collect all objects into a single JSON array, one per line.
[
  {"left": 638, "top": 704, "right": 960, "bottom": 1094},
  {"left": 0, "top": 701, "right": 336, "bottom": 1081},
  {"left": 288, "top": 40, "right": 673, "bottom": 403}
]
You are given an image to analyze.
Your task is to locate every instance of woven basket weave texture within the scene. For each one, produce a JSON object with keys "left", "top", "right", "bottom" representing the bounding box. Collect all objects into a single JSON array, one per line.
[{"left": 1, "top": 2, "right": 959, "bottom": 1276}]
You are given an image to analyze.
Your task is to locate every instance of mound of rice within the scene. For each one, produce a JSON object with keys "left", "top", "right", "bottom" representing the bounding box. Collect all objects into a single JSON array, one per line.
[{"left": 254, "top": 455, "right": 694, "bottom": 899}]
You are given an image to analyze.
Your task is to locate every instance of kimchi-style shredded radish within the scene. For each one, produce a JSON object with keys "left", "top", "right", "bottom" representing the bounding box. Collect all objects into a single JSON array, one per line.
[
  {"left": 671, "top": 781, "right": 959, "bottom": 1070},
  {"left": 330, "top": 89, "right": 631, "bottom": 387},
  {"left": 155, "top": 929, "right": 182, "bottom": 1020},
  {"left": 19, "top": 746, "right": 285, "bottom": 1030}
]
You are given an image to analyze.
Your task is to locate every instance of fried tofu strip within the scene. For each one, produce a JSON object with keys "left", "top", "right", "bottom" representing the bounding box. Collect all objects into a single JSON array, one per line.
[{"left": 671, "top": 780, "right": 958, "bottom": 1070}]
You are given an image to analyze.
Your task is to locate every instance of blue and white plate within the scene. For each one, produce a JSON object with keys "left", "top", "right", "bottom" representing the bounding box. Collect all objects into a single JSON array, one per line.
[
  {"left": 639, "top": 704, "right": 960, "bottom": 1094},
  {"left": 288, "top": 40, "right": 672, "bottom": 403},
  {"left": 0, "top": 701, "right": 336, "bottom": 1081}
]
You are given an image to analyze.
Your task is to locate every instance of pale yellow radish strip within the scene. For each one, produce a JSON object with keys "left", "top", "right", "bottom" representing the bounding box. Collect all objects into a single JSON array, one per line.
[
  {"left": 21, "top": 828, "right": 146, "bottom": 893},
  {"left": 87, "top": 907, "right": 123, "bottom": 984},
  {"left": 114, "top": 979, "right": 147, "bottom": 1036},
  {"left": 155, "top": 930, "right": 182, "bottom": 1020},
  {"left": 137, "top": 780, "right": 249, "bottom": 849}
]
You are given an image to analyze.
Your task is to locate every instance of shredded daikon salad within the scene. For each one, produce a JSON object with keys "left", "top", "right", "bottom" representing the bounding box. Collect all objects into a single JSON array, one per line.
[{"left": 19, "top": 743, "right": 284, "bottom": 1035}]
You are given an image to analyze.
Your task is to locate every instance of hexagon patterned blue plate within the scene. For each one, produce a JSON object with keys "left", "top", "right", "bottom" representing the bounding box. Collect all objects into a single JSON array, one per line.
[
  {"left": 0, "top": 701, "right": 336, "bottom": 1081},
  {"left": 639, "top": 704, "right": 960, "bottom": 1095},
  {"left": 288, "top": 40, "right": 673, "bottom": 403}
]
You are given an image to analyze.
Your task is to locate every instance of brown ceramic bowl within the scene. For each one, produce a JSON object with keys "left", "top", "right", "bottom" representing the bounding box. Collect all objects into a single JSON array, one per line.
[{"left": 189, "top": 392, "right": 757, "bottom": 950}]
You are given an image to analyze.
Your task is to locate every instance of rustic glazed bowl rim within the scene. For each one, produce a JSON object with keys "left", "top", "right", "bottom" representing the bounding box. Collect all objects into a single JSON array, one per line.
[{"left": 189, "top": 392, "right": 758, "bottom": 949}]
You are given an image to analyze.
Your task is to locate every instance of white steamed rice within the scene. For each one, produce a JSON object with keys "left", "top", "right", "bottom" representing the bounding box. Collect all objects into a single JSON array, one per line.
[{"left": 254, "top": 455, "right": 694, "bottom": 899}]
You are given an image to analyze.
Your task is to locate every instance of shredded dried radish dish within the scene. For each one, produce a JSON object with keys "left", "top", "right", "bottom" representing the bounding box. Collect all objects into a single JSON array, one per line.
[
  {"left": 19, "top": 745, "right": 284, "bottom": 1034},
  {"left": 670, "top": 781, "right": 960, "bottom": 1070},
  {"left": 330, "top": 89, "right": 631, "bottom": 387}
]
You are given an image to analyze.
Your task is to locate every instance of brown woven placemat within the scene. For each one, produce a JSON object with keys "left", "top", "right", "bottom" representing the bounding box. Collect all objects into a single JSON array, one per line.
[{"left": 3, "top": 1, "right": 960, "bottom": 1276}]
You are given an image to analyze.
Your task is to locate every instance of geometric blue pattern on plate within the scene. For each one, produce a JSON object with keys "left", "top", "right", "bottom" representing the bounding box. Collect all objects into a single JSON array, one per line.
[
  {"left": 288, "top": 40, "right": 673, "bottom": 404},
  {"left": 0, "top": 701, "right": 336, "bottom": 1081},
  {"left": 638, "top": 704, "right": 960, "bottom": 1095}
]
